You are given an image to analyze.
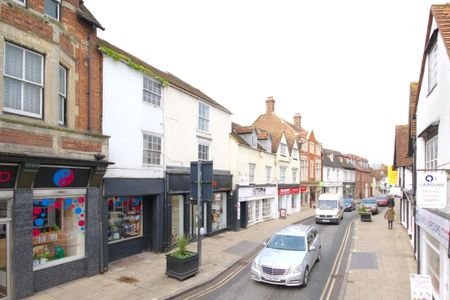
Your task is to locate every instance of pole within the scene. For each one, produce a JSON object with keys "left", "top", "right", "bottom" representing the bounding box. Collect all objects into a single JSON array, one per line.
[{"left": 197, "top": 161, "right": 202, "bottom": 264}]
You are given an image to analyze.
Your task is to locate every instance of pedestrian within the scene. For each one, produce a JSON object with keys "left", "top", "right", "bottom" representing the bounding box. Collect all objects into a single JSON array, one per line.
[
  {"left": 388, "top": 196, "right": 395, "bottom": 207},
  {"left": 384, "top": 205, "right": 395, "bottom": 230}
]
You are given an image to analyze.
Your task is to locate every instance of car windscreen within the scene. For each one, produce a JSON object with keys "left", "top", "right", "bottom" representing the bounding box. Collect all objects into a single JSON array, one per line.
[
  {"left": 318, "top": 199, "right": 338, "bottom": 209},
  {"left": 266, "top": 234, "right": 306, "bottom": 251},
  {"left": 361, "top": 199, "right": 376, "bottom": 205},
  {"left": 344, "top": 200, "right": 352, "bottom": 205}
]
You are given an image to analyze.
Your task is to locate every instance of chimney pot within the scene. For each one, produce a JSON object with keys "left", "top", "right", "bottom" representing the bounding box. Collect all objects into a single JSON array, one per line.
[
  {"left": 293, "top": 113, "right": 302, "bottom": 128},
  {"left": 266, "top": 96, "right": 275, "bottom": 114}
]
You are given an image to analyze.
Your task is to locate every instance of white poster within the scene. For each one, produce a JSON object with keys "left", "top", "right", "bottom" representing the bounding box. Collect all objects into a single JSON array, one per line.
[
  {"left": 410, "top": 274, "right": 432, "bottom": 300},
  {"left": 416, "top": 170, "right": 447, "bottom": 208}
]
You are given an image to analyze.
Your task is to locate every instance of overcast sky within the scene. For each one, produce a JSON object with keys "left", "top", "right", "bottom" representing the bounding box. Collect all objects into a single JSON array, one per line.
[{"left": 85, "top": 0, "right": 436, "bottom": 166}]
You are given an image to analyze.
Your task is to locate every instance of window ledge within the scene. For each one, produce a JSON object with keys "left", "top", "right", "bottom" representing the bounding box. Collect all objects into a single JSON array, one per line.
[{"left": 33, "top": 255, "right": 86, "bottom": 271}]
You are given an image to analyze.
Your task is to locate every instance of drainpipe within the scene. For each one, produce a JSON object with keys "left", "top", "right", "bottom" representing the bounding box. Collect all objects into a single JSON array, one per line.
[{"left": 87, "top": 24, "right": 95, "bottom": 131}]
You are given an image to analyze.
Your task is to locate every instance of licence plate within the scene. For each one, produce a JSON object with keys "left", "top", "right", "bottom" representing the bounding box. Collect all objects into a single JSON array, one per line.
[
  {"left": 322, "top": 219, "right": 330, "bottom": 222},
  {"left": 264, "top": 275, "right": 282, "bottom": 282}
]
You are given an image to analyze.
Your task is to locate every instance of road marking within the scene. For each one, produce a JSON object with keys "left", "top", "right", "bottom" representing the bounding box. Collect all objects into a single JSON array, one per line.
[
  {"left": 319, "top": 219, "right": 354, "bottom": 300},
  {"left": 182, "top": 259, "right": 251, "bottom": 300}
]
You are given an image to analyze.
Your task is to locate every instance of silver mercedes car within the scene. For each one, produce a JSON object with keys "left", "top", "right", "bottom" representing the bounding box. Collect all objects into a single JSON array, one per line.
[{"left": 250, "top": 224, "right": 321, "bottom": 287}]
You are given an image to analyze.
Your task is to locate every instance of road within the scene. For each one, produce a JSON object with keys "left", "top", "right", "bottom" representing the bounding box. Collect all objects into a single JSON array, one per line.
[{"left": 179, "top": 210, "right": 359, "bottom": 300}]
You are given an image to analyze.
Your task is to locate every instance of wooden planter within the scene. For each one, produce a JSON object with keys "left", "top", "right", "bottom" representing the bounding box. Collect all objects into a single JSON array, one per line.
[
  {"left": 166, "top": 252, "right": 199, "bottom": 281},
  {"left": 360, "top": 213, "right": 372, "bottom": 222}
]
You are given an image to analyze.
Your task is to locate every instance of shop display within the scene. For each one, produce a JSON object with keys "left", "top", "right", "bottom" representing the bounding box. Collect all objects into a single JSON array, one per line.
[
  {"left": 108, "top": 196, "right": 143, "bottom": 242},
  {"left": 32, "top": 196, "right": 85, "bottom": 268}
]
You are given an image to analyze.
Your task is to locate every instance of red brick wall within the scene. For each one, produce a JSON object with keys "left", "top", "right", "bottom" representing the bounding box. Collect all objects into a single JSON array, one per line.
[
  {"left": 61, "top": 137, "right": 102, "bottom": 152},
  {"left": 0, "top": 128, "right": 52, "bottom": 148},
  {"left": 1, "top": 4, "right": 53, "bottom": 39}
]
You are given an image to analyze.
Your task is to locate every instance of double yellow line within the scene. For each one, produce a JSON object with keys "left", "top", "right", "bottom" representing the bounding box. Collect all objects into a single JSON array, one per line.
[{"left": 320, "top": 219, "right": 354, "bottom": 300}]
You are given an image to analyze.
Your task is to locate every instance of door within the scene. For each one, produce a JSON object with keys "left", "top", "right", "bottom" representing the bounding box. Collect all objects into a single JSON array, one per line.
[{"left": 0, "top": 222, "right": 9, "bottom": 299}]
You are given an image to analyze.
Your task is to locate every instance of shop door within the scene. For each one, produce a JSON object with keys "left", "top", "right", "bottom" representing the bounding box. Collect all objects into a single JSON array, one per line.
[{"left": 0, "top": 222, "right": 10, "bottom": 299}]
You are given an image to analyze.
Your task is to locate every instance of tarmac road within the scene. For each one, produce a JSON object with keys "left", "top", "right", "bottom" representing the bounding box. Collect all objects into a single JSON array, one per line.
[{"left": 181, "top": 210, "right": 359, "bottom": 300}]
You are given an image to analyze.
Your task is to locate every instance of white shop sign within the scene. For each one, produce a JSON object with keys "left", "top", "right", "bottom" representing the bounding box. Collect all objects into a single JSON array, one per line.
[
  {"left": 239, "top": 186, "right": 277, "bottom": 202},
  {"left": 416, "top": 170, "right": 447, "bottom": 208},
  {"left": 416, "top": 207, "right": 449, "bottom": 246},
  {"left": 410, "top": 274, "right": 432, "bottom": 300}
]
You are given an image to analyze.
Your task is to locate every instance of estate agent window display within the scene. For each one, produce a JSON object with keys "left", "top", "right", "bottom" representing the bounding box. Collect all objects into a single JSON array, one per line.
[{"left": 107, "top": 196, "right": 143, "bottom": 243}]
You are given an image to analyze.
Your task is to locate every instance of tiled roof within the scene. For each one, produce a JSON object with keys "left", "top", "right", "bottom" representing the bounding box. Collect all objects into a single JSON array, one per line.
[
  {"left": 232, "top": 122, "right": 254, "bottom": 134},
  {"left": 230, "top": 131, "right": 250, "bottom": 147},
  {"left": 394, "top": 125, "right": 412, "bottom": 168},
  {"left": 97, "top": 39, "right": 231, "bottom": 114},
  {"left": 78, "top": 3, "right": 104, "bottom": 30},
  {"left": 323, "top": 149, "right": 344, "bottom": 168}
]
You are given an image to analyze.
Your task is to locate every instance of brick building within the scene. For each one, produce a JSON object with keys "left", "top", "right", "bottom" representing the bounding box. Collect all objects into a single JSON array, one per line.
[{"left": 0, "top": 1, "right": 109, "bottom": 298}]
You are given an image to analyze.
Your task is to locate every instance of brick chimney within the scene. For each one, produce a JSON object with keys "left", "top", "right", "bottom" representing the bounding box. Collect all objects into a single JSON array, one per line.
[
  {"left": 294, "top": 113, "right": 302, "bottom": 128},
  {"left": 266, "top": 96, "right": 275, "bottom": 114}
]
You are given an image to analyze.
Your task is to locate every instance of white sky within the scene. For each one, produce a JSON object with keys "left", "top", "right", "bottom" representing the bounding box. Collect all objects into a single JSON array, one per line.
[{"left": 85, "top": 0, "right": 437, "bottom": 166}]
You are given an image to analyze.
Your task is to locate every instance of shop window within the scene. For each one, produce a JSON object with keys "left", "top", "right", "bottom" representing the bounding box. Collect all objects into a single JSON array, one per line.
[
  {"left": 171, "top": 195, "right": 183, "bottom": 239},
  {"left": 262, "top": 199, "right": 271, "bottom": 218},
  {"left": 107, "top": 196, "right": 143, "bottom": 243},
  {"left": 247, "top": 201, "right": 254, "bottom": 224},
  {"left": 425, "top": 234, "right": 440, "bottom": 296},
  {"left": 211, "top": 193, "right": 227, "bottom": 231},
  {"left": 32, "top": 197, "right": 85, "bottom": 268}
]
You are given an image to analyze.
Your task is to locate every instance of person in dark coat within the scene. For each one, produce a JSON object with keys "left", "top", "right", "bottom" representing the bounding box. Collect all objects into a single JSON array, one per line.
[{"left": 388, "top": 196, "right": 395, "bottom": 207}]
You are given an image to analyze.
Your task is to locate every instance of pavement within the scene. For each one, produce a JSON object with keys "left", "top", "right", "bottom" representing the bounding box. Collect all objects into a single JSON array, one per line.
[{"left": 27, "top": 198, "right": 416, "bottom": 300}]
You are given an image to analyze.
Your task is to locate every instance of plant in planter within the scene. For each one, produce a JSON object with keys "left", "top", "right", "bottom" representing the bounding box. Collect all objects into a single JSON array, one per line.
[
  {"left": 166, "top": 234, "right": 199, "bottom": 281},
  {"left": 359, "top": 205, "right": 372, "bottom": 222}
]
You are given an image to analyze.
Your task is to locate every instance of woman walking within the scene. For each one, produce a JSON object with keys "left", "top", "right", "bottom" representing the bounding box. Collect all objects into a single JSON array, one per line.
[{"left": 384, "top": 205, "right": 395, "bottom": 230}]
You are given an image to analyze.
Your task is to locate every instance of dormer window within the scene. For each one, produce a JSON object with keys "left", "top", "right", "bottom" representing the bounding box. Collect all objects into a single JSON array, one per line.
[
  {"left": 251, "top": 133, "right": 257, "bottom": 148},
  {"left": 280, "top": 143, "right": 287, "bottom": 156},
  {"left": 44, "top": 0, "right": 61, "bottom": 20}
]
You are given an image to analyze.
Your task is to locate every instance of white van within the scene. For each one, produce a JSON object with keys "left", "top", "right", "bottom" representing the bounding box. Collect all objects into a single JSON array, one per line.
[{"left": 315, "top": 193, "right": 344, "bottom": 225}]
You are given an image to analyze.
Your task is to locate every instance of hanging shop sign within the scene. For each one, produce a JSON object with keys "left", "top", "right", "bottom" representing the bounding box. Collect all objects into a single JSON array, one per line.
[
  {"left": 300, "top": 186, "right": 307, "bottom": 192},
  {"left": 34, "top": 166, "right": 91, "bottom": 188},
  {"left": 416, "top": 207, "right": 449, "bottom": 247},
  {"left": 0, "top": 164, "right": 18, "bottom": 189},
  {"left": 416, "top": 170, "right": 447, "bottom": 209}
]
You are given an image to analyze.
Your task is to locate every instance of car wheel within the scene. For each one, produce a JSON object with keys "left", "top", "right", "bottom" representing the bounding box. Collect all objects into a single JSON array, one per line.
[
  {"left": 302, "top": 267, "right": 309, "bottom": 287},
  {"left": 317, "top": 247, "right": 321, "bottom": 262},
  {"left": 336, "top": 218, "right": 340, "bottom": 225}
]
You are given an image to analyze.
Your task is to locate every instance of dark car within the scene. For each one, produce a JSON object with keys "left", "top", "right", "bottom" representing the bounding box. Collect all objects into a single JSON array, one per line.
[
  {"left": 343, "top": 199, "right": 356, "bottom": 212},
  {"left": 360, "top": 198, "right": 379, "bottom": 215},
  {"left": 375, "top": 195, "right": 389, "bottom": 207}
]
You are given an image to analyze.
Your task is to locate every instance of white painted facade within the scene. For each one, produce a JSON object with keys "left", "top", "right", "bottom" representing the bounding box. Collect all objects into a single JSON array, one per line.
[
  {"left": 230, "top": 130, "right": 277, "bottom": 225},
  {"left": 415, "top": 15, "right": 450, "bottom": 300},
  {"left": 323, "top": 165, "right": 345, "bottom": 197},
  {"left": 164, "top": 86, "right": 231, "bottom": 171},
  {"left": 102, "top": 56, "right": 164, "bottom": 178}
]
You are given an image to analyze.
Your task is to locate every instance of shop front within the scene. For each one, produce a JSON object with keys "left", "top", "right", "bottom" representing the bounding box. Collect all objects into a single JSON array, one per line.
[
  {"left": 278, "top": 184, "right": 301, "bottom": 216},
  {"left": 166, "top": 170, "right": 232, "bottom": 249},
  {"left": 236, "top": 185, "right": 277, "bottom": 229},
  {"left": 343, "top": 182, "right": 355, "bottom": 199},
  {"left": 0, "top": 157, "right": 108, "bottom": 299},
  {"left": 103, "top": 178, "right": 164, "bottom": 263},
  {"left": 416, "top": 208, "right": 450, "bottom": 300}
]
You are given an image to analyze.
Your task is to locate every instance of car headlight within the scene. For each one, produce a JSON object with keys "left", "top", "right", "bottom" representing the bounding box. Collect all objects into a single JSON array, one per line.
[
  {"left": 289, "top": 264, "right": 303, "bottom": 274},
  {"left": 252, "top": 259, "right": 260, "bottom": 269}
]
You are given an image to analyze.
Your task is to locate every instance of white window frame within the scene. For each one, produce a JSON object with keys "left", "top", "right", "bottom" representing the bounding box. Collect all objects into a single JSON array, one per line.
[
  {"left": 280, "top": 143, "right": 287, "bottom": 156},
  {"left": 309, "top": 159, "right": 314, "bottom": 178},
  {"left": 198, "top": 101, "right": 210, "bottom": 132},
  {"left": 58, "top": 64, "right": 67, "bottom": 125},
  {"left": 300, "top": 158, "right": 308, "bottom": 181},
  {"left": 143, "top": 76, "right": 162, "bottom": 107},
  {"left": 315, "top": 144, "right": 321, "bottom": 156},
  {"left": 266, "top": 166, "right": 271, "bottom": 183},
  {"left": 425, "top": 135, "right": 438, "bottom": 169},
  {"left": 247, "top": 201, "right": 254, "bottom": 223},
  {"left": 249, "top": 163, "right": 256, "bottom": 184},
  {"left": 262, "top": 199, "right": 271, "bottom": 218},
  {"left": 301, "top": 140, "right": 308, "bottom": 151},
  {"left": 279, "top": 166, "right": 287, "bottom": 183},
  {"left": 315, "top": 160, "right": 321, "bottom": 180},
  {"left": 143, "top": 132, "right": 162, "bottom": 166},
  {"left": 309, "top": 142, "right": 314, "bottom": 154},
  {"left": 198, "top": 142, "right": 209, "bottom": 161},
  {"left": 292, "top": 168, "right": 298, "bottom": 183},
  {"left": 428, "top": 40, "right": 437, "bottom": 94},
  {"left": 3, "top": 42, "right": 43, "bottom": 118},
  {"left": 14, "top": 0, "right": 26, "bottom": 6},
  {"left": 292, "top": 149, "right": 299, "bottom": 160},
  {"left": 44, "top": 0, "right": 61, "bottom": 20}
]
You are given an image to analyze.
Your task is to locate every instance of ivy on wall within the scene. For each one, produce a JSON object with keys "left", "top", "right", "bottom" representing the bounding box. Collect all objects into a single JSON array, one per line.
[{"left": 99, "top": 46, "right": 169, "bottom": 87}]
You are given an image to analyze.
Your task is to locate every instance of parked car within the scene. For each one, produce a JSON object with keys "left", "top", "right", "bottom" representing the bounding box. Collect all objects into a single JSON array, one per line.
[
  {"left": 343, "top": 198, "right": 356, "bottom": 211},
  {"left": 251, "top": 224, "right": 321, "bottom": 287},
  {"left": 360, "top": 198, "right": 379, "bottom": 215},
  {"left": 375, "top": 195, "right": 389, "bottom": 207}
]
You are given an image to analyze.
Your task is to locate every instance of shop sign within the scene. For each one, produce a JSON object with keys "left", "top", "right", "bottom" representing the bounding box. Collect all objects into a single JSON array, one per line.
[
  {"left": 416, "top": 207, "right": 449, "bottom": 246},
  {"left": 410, "top": 274, "right": 432, "bottom": 300},
  {"left": 239, "top": 176, "right": 249, "bottom": 186},
  {"left": 388, "top": 165, "right": 398, "bottom": 185},
  {"left": 416, "top": 170, "right": 447, "bottom": 208},
  {"left": 0, "top": 164, "right": 18, "bottom": 189},
  {"left": 300, "top": 186, "right": 307, "bottom": 192},
  {"left": 278, "top": 187, "right": 300, "bottom": 195},
  {"left": 34, "top": 167, "right": 91, "bottom": 188},
  {"left": 238, "top": 186, "right": 276, "bottom": 201}
]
